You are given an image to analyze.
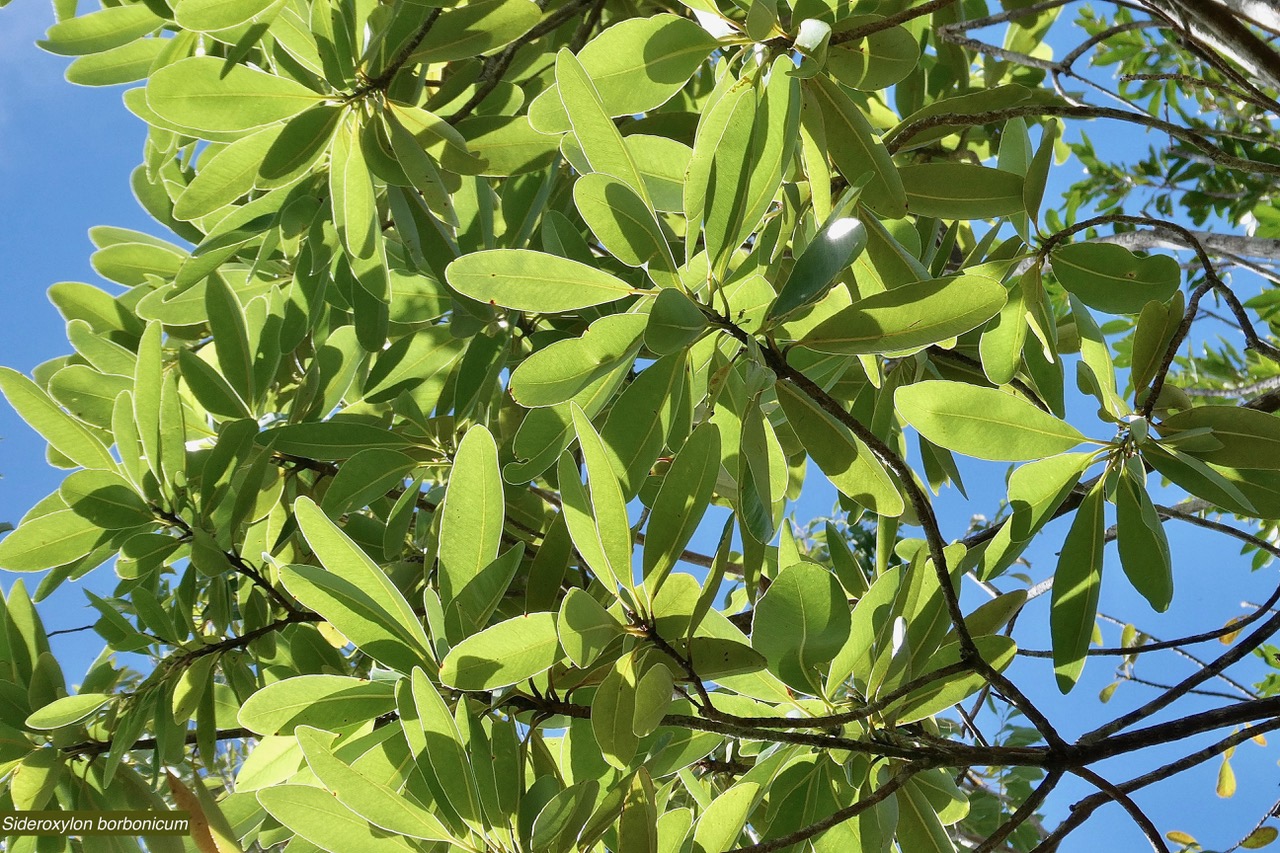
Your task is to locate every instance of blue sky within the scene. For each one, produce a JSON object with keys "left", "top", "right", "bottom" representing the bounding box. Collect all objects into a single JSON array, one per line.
[{"left": 2, "top": 3, "right": 1278, "bottom": 849}]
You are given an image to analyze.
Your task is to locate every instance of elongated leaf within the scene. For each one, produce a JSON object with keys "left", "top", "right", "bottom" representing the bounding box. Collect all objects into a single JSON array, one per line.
[
  {"left": 1051, "top": 485, "right": 1105, "bottom": 692},
  {"left": 280, "top": 564, "right": 430, "bottom": 674},
  {"left": 439, "top": 612, "right": 563, "bottom": 690},
  {"left": 776, "top": 382, "right": 904, "bottom": 517},
  {"left": 800, "top": 275, "right": 1006, "bottom": 354},
  {"left": 293, "top": 498, "right": 433, "bottom": 660},
  {"left": 896, "top": 381, "right": 1088, "bottom": 462},
  {"left": 558, "top": 588, "right": 623, "bottom": 668},
  {"left": 258, "top": 784, "right": 416, "bottom": 852},
  {"left": 437, "top": 426, "right": 504, "bottom": 604},
  {"left": 1051, "top": 243, "right": 1180, "bottom": 315},
  {"left": 530, "top": 15, "right": 718, "bottom": 131},
  {"left": 1158, "top": 405, "right": 1280, "bottom": 470},
  {"left": 146, "top": 57, "right": 320, "bottom": 134},
  {"left": 238, "top": 675, "right": 396, "bottom": 735},
  {"left": 769, "top": 201, "right": 866, "bottom": 321},
  {"left": 809, "top": 75, "right": 906, "bottom": 218},
  {"left": 408, "top": 669, "right": 483, "bottom": 828},
  {"left": 509, "top": 314, "right": 646, "bottom": 408},
  {"left": 295, "top": 726, "right": 457, "bottom": 842},
  {"left": 27, "top": 693, "right": 110, "bottom": 729},
  {"left": 0, "top": 367, "right": 116, "bottom": 470},
  {"left": 641, "top": 422, "right": 721, "bottom": 596},
  {"left": 557, "top": 49, "right": 651, "bottom": 205},
  {"left": 39, "top": 5, "right": 162, "bottom": 55},
  {"left": 692, "top": 782, "right": 759, "bottom": 853},
  {"left": 899, "top": 164, "right": 1024, "bottom": 219},
  {"left": 1116, "top": 464, "right": 1173, "bottom": 612},
  {"left": 447, "top": 249, "right": 640, "bottom": 311},
  {"left": 564, "top": 405, "right": 636, "bottom": 605}
]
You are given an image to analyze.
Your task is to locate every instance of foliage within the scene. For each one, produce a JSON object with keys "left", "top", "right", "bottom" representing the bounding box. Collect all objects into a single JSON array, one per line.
[{"left": 3, "top": 0, "right": 1280, "bottom": 851}]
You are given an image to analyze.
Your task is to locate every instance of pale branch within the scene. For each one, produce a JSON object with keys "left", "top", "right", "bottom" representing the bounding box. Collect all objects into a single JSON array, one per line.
[
  {"left": 1142, "top": 0, "right": 1280, "bottom": 93},
  {"left": 1092, "top": 227, "right": 1280, "bottom": 261}
]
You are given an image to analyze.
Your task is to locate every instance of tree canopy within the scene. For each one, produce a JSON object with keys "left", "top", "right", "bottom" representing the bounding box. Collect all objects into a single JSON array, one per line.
[{"left": 4, "top": 0, "right": 1280, "bottom": 851}]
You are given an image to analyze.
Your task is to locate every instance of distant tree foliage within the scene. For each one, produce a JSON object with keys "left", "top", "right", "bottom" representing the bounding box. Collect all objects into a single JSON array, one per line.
[{"left": 2, "top": 0, "right": 1280, "bottom": 851}]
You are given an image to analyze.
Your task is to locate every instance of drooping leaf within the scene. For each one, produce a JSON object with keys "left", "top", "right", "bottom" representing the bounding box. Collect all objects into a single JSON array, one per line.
[{"left": 1051, "top": 484, "right": 1106, "bottom": 693}]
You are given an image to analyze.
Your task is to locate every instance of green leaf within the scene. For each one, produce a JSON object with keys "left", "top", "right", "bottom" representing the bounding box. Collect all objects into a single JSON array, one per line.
[
  {"left": 436, "top": 425, "right": 504, "bottom": 605},
  {"left": 0, "top": 367, "right": 116, "bottom": 471},
  {"left": 1144, "top": 442, "right": 1256, "bottom": 515},
  {"left": 439, "top": 612, "right": 564, "bottom": 690},
  {"left": 1116, "top": 463, "right": 1173, "bottom": 612},
  {"left": 0, "top": 509, "right": 105, "bottom": 573},
  {"left": 509, "top": 314, "right": 646, "bottom": 407},
  {"left": 886, "top": 635, "right": 1016, "bottom": 724},
  {"left": 899, "top": 163, "right": 1025, "bottom": 219},
  {"left": 331, "top": 112, "right": 379, "bottom": 261},
  {"left": 600, "top": 352, "right": 686, "bottom": 500},
  {"left": 593, "top": 653, "right": 642, "bottom": 769},
  {"left": 320, "top": 448, "right": 417, "bottom": 516},
  {"left": 752, "top": 562, "right": 851, "bottom": 694},
  {"left": 1158, "top": 405, "right": 1280, "bottom": 470},
  {"left": 60, "top": 469, "right": 152, "bottom": 529},
  {"left": 409, "top": 669, "right": 483, "bottom": 827},
  {"left": 776, "top": 382, "right": 904, "bottom": 517},
  {"left": 826, "top": 15, "right": 920, "bottom": 91},
  {"left": 1129, "top": 291, "right": 1184, "bottom": 397},
  {"left": 896, "top": 381, "right": 1088, "bottom": 462},
  {"left": 410, "top": 0, "right": 540, "bottom": 63},
  {"left": 257, "top": 784, "right": 416, "bottom": 852},
  {"left": 642, "top": 422, "right": 721, "bottom": 596},
  {"left": 1051, "top": 243, "right": 1181, "bottom": 315},
  {"left": 769, "top": 199, "right": 867, "bottom": 321},
  {"left": 259, "top": 422, "right": 415, "bottom": 459},
  {"left": 26, "top": 693, "right": 110, "bottom": 730},
  {"left": 564, "top": 405, "right": 637, "bottom": 607},
  {"left": 176, "top": 124, "right": 284, "bottom": 220},
  {"left": 558, "top": 587, "right": 624, "bottom": 668},
  {"left": 64, "top": 37, "right": 167, "bottom": 86},
  {"left": 557, "top": 49, "right": 652, "bottom": 206},
  {"left": 279, "top": 564, "right": 430, "bottom": 673},
  {"left": 446, "top": 249, "right": 640, "bottom": 312},
  {"left": 574, "top": 173, "right": 676, "bottom": 277},
  {"left": 146, "top": 57, "right": 321, "bottom": 135},
  {"left": 445, "top": 543, "right": 525, "bottom": 643},
  {"left": 1051, "top": 484, "right": 1106, "bottom": 692},
  {"left": 692, "top": 782, "right": 759, "bottom": 853},
  {"left": 1242, "top": 827, "right": 1279, "bottom": 849},
  {"left": 530, "top": 15, "right": 718, "bottom": 132},
  {"left": 295, "top": 726, "right": 457, "bottom": 842},
  {"left": 39, "top": 5, "right": 163, "bottom": 55},
  {"left": 980, "top": 268, "right": 1032, "bottom": 386},
  {"left": 1008, "top": 452, "right": 1094, "bottom": 541},
  {"left": 645, "top": 288, "right": 708, "bottom": 355},
  {"left": 619, "top": 770, "right": 660, "bottom": 853},
  {"left": 238, "top": 675, "right": 396, "bottom": 735},
  {"left": 800, "top": 274, "right": 1007, "bottom": 354},
  {"left": 174, "top": 0, "right": 278, "bottom": 33},
  {"left": 808, "top": 75, "right": 906, "bottom": 218},
  {"left": 293, "top": 497, "right": 433, "bottom": 660}
]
